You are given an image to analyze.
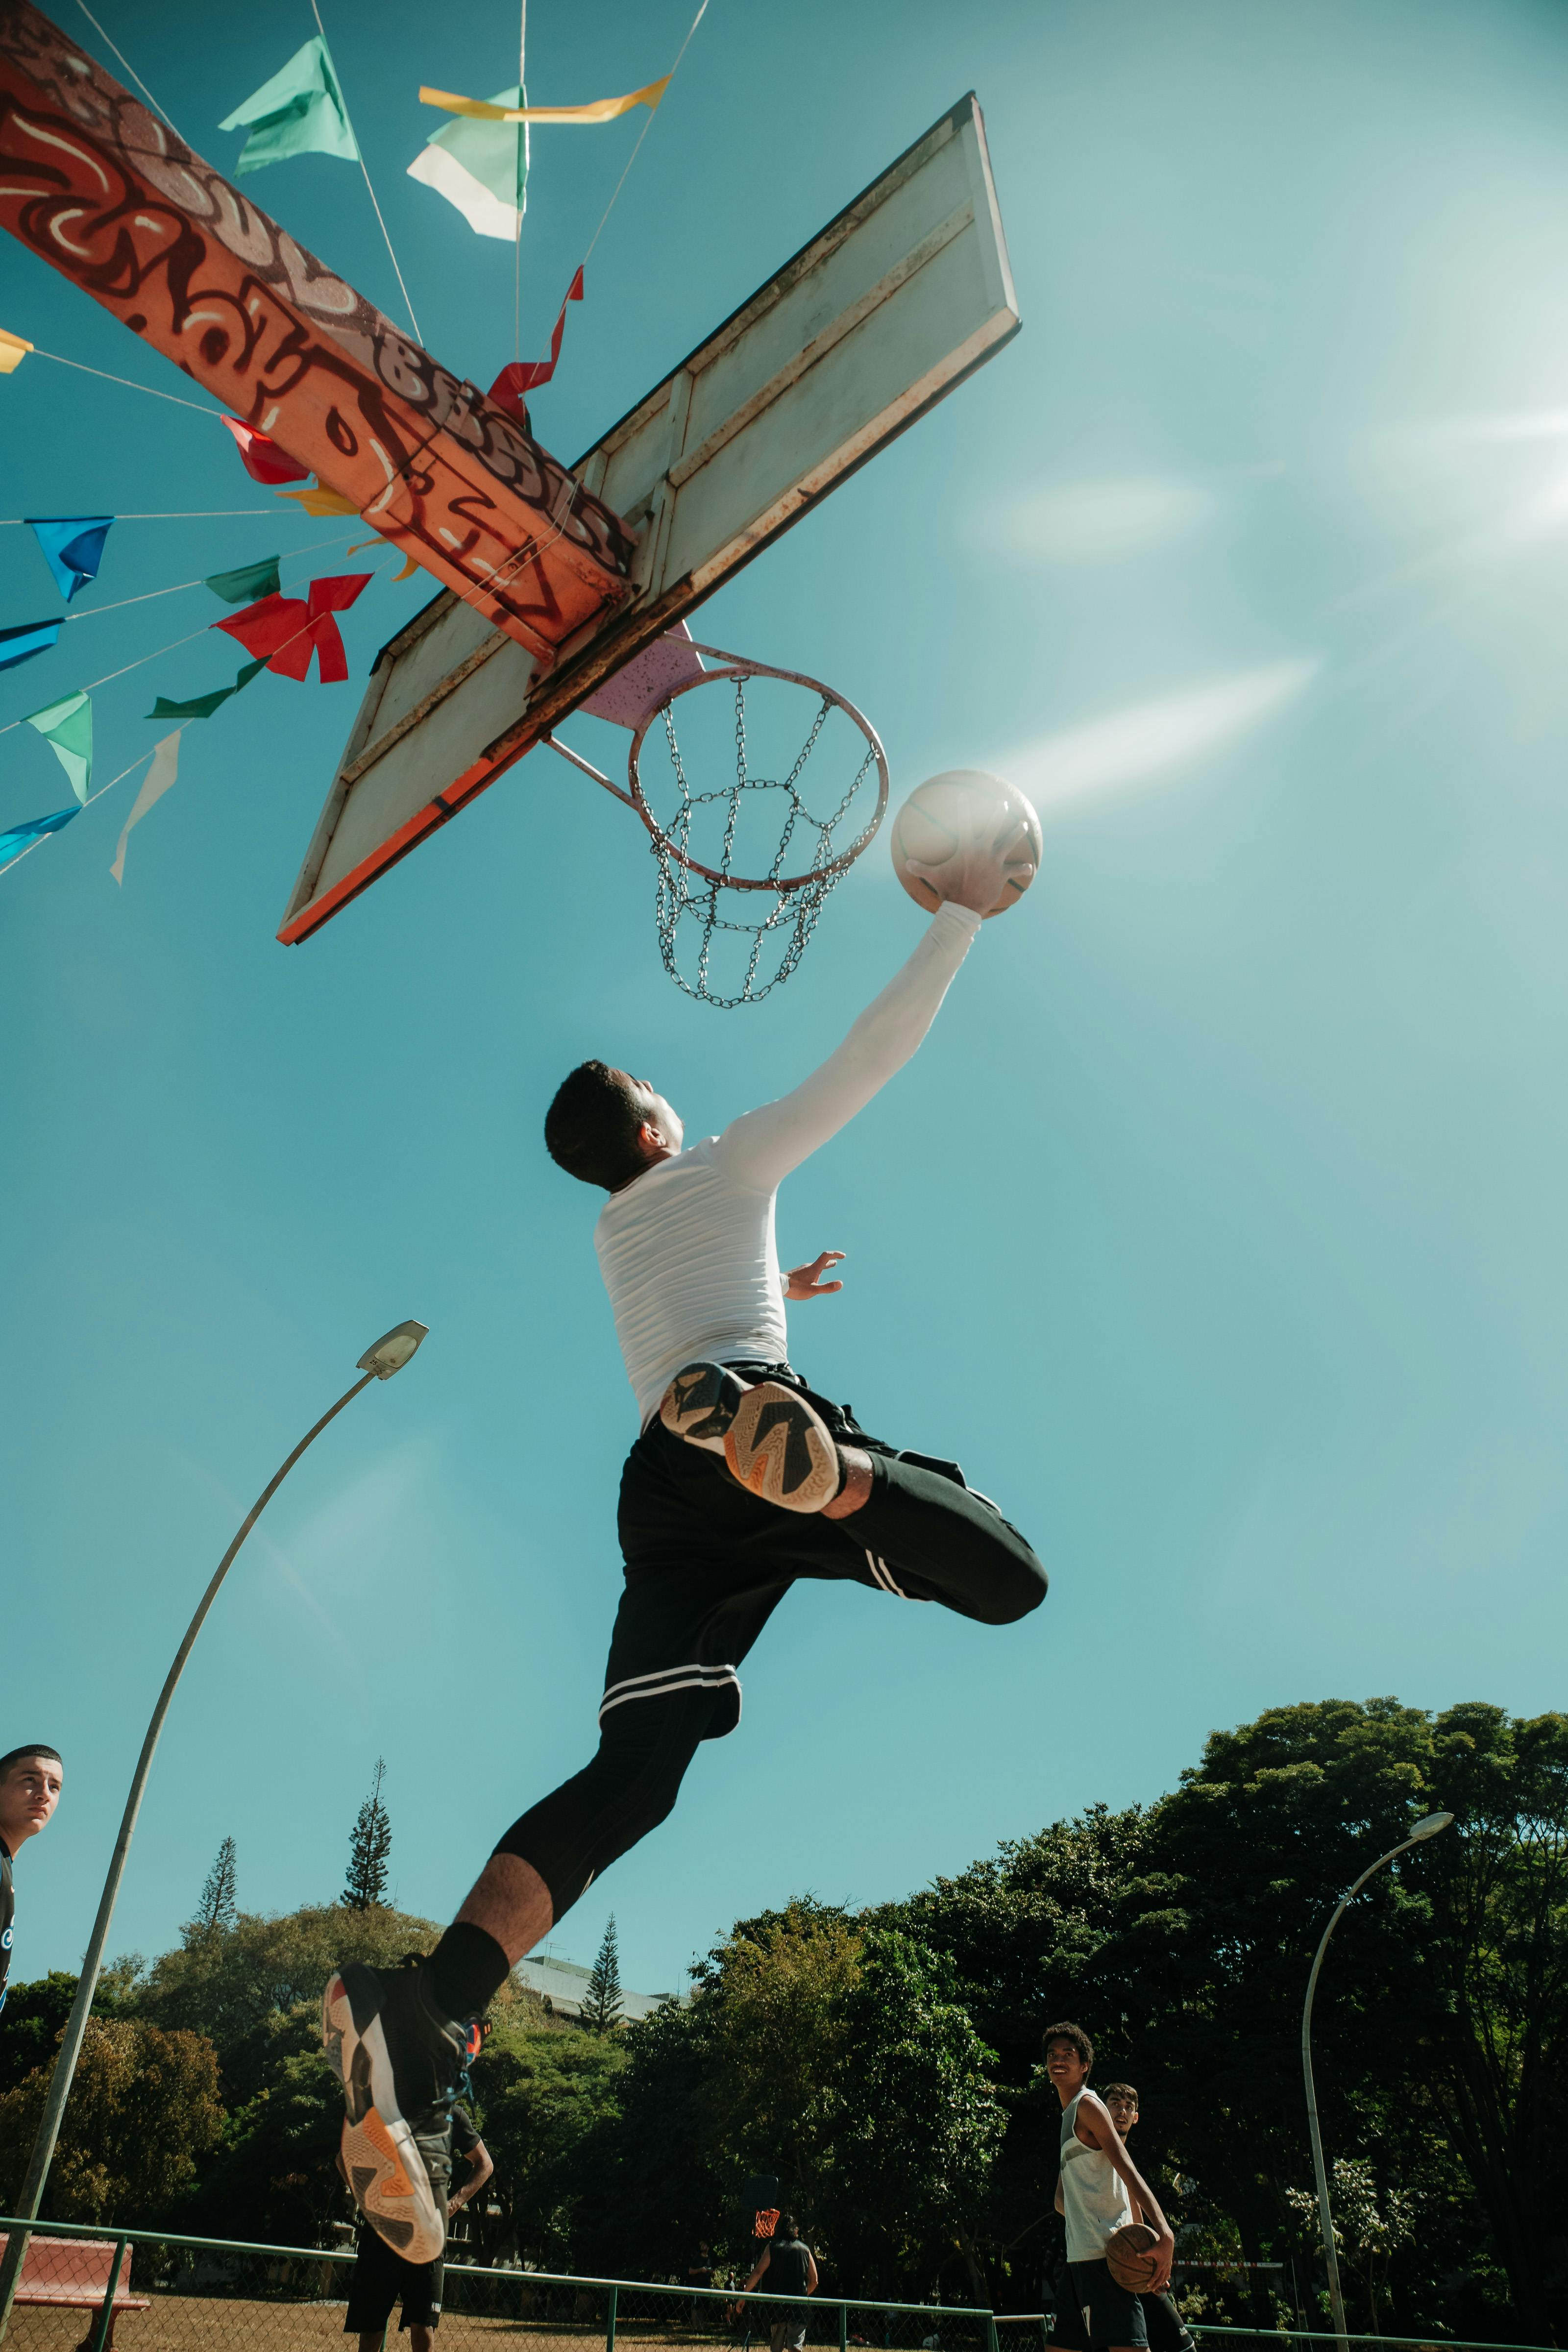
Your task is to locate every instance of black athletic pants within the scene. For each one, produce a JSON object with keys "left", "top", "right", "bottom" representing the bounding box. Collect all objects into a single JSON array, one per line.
[{"left": 494, "top": 1364, "right": 1048, "bottom": 1914}]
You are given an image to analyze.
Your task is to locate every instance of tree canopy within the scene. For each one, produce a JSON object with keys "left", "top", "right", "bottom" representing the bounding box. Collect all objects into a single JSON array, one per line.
[{"left": 0, "top": 1696, "right": 1561, "bottom": 2340}]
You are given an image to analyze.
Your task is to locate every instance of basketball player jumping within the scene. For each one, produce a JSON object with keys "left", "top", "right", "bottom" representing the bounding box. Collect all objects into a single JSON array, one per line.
[{"left": 324, "top": 832, "right": 1048, "bottom": 2263}]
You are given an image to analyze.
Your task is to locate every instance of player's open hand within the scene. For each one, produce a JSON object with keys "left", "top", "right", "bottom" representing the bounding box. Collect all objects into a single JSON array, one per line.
[
  {"left": 907, "top": 818, "right": 1036, "bottom": 916},
  {"left": 1150, "top": 2227, "right": 1176, "bottom": 2294},
  {"left": 784, "top": 1250, "right": 846, "bottom": 1300}
]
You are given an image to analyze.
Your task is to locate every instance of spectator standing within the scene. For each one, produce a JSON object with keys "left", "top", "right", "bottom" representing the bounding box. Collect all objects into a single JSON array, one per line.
[
  {"left": 741, "top": 2214, "right": 818, "bottom": 2352},
  {"left": 0, "top": 1746, "right": 63, "bottom": 2016},
  {"left": 1101, "top": 2084, "right": 1194, "bottom": 2352},
  {"left": 343, "top": 2105, "right": 492, "bottom": 2352},
  {"left": 1043, "top": 2023, "right": 1173, "bottom": 2352}
]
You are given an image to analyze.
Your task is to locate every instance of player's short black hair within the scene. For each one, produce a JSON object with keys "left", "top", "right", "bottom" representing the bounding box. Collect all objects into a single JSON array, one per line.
[
  {"left": 1042, "top": 2020, "right": 1094, "bottom": 2070},
  {"left": 1102, "top": 2082, "right": 1138, "bottom": 2106},
  {"left": 544, "top": 1061, "right": 650, "bottom": 1191},
  {"left": 0, "top": 1745, "right": 62, "bottom": 1778},
  {"left": 776, "top": 2214, "right": 800, "bottom": 2243}
]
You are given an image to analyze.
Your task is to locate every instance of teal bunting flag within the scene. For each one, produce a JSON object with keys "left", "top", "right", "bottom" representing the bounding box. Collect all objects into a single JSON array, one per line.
[
  {"left": 24, "top": 688, "right": 92, "bottom": 803},
  {"left": 407, "top": 84, "right": 528, "bottom": 241},
  {"left": 219, "top": 37, "right": 360, "bottom": 174},
  {"left": 146, "top": 657, "right": 268, "bottom": 722},
  {"left": 205, "top": 556, "right": 282, "bottom": 605}
]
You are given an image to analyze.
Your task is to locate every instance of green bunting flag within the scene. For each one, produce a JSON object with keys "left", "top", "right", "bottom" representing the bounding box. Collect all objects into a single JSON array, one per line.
[
  {"left": 407, "top": 84, "right": 528, "bottom": 241},
  {"left": 220, "top": 37, "right": 359, "bottom": 174},
  {"left": 146, "top": 657, "right": 268, "bottom": 722},
  {"left": 205, "top": 555, "right": 282, "bottom": 606},
  {"left": 24, "top": 688, "right": 92, "bottom": 803}
]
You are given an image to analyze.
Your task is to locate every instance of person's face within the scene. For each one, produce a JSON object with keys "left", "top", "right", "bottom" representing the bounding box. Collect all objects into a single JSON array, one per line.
[
  {"left": 1044, "top": 2038, "right": 1091, "bottom": 2096},
  {"left": 616, "top": 1072, "right": 684, "bottom": 1158},
  {"left": 0, "top": 1755, "right": 63, "bottom": 1849},
  {"left": 1105, "top": 2092, "right": 1138, "bottom": 2137}
]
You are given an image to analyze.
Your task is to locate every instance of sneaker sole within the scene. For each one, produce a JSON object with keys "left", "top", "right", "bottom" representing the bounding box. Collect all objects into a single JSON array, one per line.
[
  {"left": 322, "top": 1965, "right": 446, "bottom": 2264},
  {"left": 662, "top": 1365, "right": 841, "bottom": 1511}
]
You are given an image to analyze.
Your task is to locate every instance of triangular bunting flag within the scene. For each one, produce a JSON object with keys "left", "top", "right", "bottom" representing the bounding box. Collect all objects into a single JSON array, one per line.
[
  {"left": 205, "top": 556, "right": 282, "bottom": 605},
  {"left": 490, "top": 268, "right": 585, "bottom": 415},
  {"left": 146, "top": 657, "right": 268, "bottom": 722},
  {"left": 0, "top": 327, "right": 33, "bottom": 374},
  {"left": 111, "top": 731, "right": 183, "bottom": 885},
  {"left": 419, "top": 75, "right": 670, "bottom": 125},
  {"left": 0, "top": 618, "right": 62, "bottom": 672},
  {"left": 222, "top": 418, "right": 311, "bottom": 485},
  {"left": 25, "top": 688, "right": 92, "bottom": 802},
  {"left": 220, "top": 36, "right": 360, "bottom": 173},
  {"left": 408, "top": 83, "right": 528, "bottom": 241},
  {"left": 0, "top": 804, "right": 79, "bottom": 874},
  {"left": 275, "top": 483, "right": 361, "bottom": 517},
  {"left": 28, "top": 515, "right": 112, "bottom": 601}
]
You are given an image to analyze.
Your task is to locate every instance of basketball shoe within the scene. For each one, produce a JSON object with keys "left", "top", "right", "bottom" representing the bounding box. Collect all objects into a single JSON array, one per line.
[
  {"left": 322, "top": 1956, "right": 467, "bottom": 2262},
  {"left": 660, "top": 1362, "right": 842, "bottom": 1511}
]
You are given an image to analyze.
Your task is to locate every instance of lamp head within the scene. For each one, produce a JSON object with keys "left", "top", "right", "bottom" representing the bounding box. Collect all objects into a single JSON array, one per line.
[
  {"left": 357, "top": 1321, "right": 430, "bottom": 1380},
  {"left": 1410, "top": 1811, "right": 1454, "bottom": 1841}
]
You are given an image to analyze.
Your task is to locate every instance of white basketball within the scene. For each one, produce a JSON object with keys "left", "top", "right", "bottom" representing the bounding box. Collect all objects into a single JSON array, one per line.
[{"left": 889, "top": 770, "right": 1042, "bottom": 919}]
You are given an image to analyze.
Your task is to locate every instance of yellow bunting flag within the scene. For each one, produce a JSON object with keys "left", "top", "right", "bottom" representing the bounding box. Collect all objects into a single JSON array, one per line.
[
  {"left": 419, "top": 75, "right": 670, "bottom": 125},
  {"left": 0, "top": 327, "right": 34, "bottom": 374},
  {"left": 276, "top": 482, "right": 362, "bottom": 517}
]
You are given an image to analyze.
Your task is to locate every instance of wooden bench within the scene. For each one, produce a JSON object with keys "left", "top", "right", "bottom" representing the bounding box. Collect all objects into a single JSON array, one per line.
[{"left": 0, "top": 2233, "right": 149, "bottom": 2350}]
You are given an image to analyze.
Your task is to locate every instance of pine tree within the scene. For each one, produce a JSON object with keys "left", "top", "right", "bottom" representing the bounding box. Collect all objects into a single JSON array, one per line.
[
  {"left": 343, "top": 1759, "right": 392, "bottom": 1911},
  {"left": 189, "top": 1836, "right": 238, "bottom": 1934},
  {"left": 582, "top": 1913, "right": 624, "bottom": 2032}
]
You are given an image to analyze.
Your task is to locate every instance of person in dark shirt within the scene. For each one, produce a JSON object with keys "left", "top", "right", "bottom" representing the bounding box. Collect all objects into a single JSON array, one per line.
[
  {"left": 1101, "top": 2085, "right": 1194, "bottom": 2352},
  {"left": 0, "top": 1747, "right": 64, "bottom": 2016},
  {"left": 343, "top": 2104, "right": 492, "bottom": 2351},
  {"left": 740, "top": 2215, "right": 818, "bottom": 2352}
]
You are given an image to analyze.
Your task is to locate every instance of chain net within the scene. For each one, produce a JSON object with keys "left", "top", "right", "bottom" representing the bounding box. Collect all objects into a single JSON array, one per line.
[{"left": 641, "top": 670, "right": 884, "bottom": 1007}]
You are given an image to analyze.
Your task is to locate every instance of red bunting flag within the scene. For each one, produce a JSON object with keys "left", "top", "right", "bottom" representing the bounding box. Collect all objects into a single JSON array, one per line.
[
  {"left": 222, "top": 416, "right": 312, "bottom": 485},
  {"left": 489, "top": 265, "right": 585, "bottom": 418},
  {"left": 215, "top": 574, "right": 370, "bottom": 683}
]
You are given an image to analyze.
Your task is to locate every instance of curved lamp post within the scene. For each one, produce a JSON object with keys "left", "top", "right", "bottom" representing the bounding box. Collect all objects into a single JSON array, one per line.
[
  {"left": 0, "top": 1323, "right": 429, "bottom": 2338},
  {"left": 1302, "top": 1809, "right": 1453, "bottom": 2352}
]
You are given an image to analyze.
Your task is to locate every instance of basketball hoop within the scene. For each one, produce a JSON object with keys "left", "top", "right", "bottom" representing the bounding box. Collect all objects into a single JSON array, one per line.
[{"left": 542, "top": 641, "right": 888, "bottom": 1007}]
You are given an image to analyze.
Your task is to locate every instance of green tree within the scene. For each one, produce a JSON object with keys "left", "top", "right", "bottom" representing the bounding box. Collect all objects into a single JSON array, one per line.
[
  {"left": 190, "top": 1836, "right": 239, "bottom": 1933},
  {"left": 343, "top": 1759, "right": 392, "bottom": 1910},
  {"left": 472, "top": 2009, "right": 627, "bottom": 2266},
  {"left": 0, "top": 2018, "right": 222, "bottom": 2224},
  {"left": 582, "top": 1915, "right": 625, "bottom": 2033},
  {"left": 695, "top": 1899, "right": 862, "bottom": 2226},
  {"left": 833, "top": 1929, "right": 1005, "bottom": 2301},
  {"left": 134, "top": 1901, "right": 443, "bottom": 2101}
]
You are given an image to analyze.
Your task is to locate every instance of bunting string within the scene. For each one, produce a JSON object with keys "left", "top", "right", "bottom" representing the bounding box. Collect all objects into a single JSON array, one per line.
[
  {"left": 72, "top": 0, "right": 185, "bottom": 141},
  {"left": 309, "top": 0, "right": 423, "bottom": 343}
]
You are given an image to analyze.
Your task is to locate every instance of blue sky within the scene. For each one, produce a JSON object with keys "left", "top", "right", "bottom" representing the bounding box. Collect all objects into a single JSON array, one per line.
[{"left": 5, "top": 0, "right": 1568, "bottom": 2004}]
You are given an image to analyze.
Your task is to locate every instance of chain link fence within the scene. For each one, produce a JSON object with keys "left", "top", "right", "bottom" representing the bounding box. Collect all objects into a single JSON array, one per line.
[
  {"left": 0, "top": 2221, "right": 998, "bottom": 2352},
  {"left": 995, "top": 2318, "right": 1551, "bottom": 2352}
]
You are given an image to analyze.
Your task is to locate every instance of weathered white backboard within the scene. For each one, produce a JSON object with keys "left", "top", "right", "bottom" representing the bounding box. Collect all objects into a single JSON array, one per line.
[{"left": 278, "top": 93, "right": 1019, "bottom": 944}]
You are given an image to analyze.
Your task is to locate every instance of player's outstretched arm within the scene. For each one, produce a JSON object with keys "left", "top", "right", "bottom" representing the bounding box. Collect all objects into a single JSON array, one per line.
[{"left": 714, "top": 823, "right": 1032, "bottom": 1194}]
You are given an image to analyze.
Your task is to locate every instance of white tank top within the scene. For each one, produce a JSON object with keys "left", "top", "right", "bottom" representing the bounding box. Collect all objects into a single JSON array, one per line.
[{"left": 1059, "top": 2089, "right": 1132, "bottom": 2263}]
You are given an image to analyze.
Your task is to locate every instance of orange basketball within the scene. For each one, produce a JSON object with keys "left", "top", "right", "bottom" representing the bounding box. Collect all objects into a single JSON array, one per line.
[
  {"left": 1104, "top": 2223, "right": 1161, "bottom": 2294},
  {"left": 890, "top": 770, "right": 1041, "bottom": 918}
]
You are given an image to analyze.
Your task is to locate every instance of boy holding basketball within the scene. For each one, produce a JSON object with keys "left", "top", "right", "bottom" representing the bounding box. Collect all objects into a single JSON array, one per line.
[
  {"left": 1044, "top": 2023, "right": 1174, "bottom": 2352},
  {"left": 1102, "top": 2083, "right": 1194, "bottom": 2352},
  {"left": 325, "top": 824, "right": 1048, "bottom": 2268}
]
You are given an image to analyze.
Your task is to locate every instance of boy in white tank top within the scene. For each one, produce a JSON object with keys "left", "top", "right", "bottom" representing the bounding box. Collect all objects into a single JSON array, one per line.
[{"left": 1044, "top": 2023, "right": 1174, "bottom": 2352}]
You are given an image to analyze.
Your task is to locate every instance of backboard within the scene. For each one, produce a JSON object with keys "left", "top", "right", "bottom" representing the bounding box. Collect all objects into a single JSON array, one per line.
[{"left": 278, "top": 93, "right": 1019, "bottom": 945}]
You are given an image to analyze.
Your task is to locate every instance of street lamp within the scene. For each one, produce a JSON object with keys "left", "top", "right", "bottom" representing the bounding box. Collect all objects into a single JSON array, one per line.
[
  {"left": 1301, "top": 1810, "right": 1454, "bottom": 2352},
  {"left": 0, "top": 1323, "right": 429, "bottom": 2339}
]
